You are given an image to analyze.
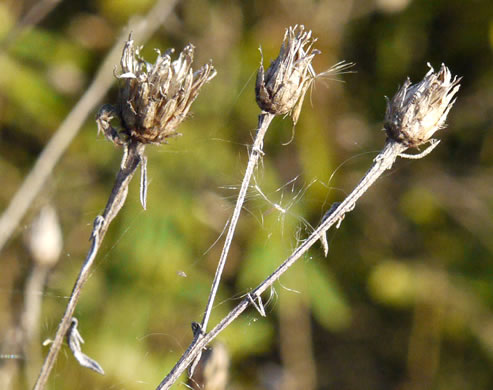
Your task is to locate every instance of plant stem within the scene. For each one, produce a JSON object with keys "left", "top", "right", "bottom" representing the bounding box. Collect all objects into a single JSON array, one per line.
[
  {"left": 33, "top": 141, "right": 145, "bottom": 390},
  {"left": 156, "top": 140, "right": 409, "bottom": 390},
  {"left": 199, "top": 112, "right": 274, "bottom": 333},
  {"left": 0, "top": 0, "right": 62, "bottom": 52},
  {"left": 22, "top": 264, "right": 50, "bottom": 388}
]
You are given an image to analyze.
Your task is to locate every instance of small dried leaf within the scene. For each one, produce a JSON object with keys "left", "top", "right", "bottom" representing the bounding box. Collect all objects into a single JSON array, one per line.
[
  {"left": 140, "top": 154, "right": 148, "bottom": 210},
  {"left": 67, "top": 318, "right": 105, "bottom": 375}
]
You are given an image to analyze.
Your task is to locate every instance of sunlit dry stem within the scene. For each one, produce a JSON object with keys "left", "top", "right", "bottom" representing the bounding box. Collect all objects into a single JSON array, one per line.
[
  {"left": 198, "top": 113, "right": 274, "bottom": 341},
  {"left": 198, "top": 25, "right": 325, "bottom": 349},
  {"left": 33, "top": 141, "right": 144, "bottom": 390}
]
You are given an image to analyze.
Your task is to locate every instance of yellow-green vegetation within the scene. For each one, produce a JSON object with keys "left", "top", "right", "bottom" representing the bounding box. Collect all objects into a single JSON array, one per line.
[{"left": 0, "top": 1, "right": 492, "bottom": 390}]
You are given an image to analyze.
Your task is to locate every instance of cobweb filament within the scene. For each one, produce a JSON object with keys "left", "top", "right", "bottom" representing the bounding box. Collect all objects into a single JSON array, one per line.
[
  {"left": 251, "top": 175, "right": 316, "bottom": 238},
  {"left": 0, "top": 354, "right": 24, "bottom": 360}
]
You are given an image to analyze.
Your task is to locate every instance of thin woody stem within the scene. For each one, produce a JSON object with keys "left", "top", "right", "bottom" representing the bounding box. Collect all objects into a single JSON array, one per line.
[
  {"left": 33, "top": 141, "right": 145, "bottom": 390},
  {"left": 248, "top": 141, "right": 407, "bottom": 293},
  {"left": 200, "top": 112, "right": 275, "bottom": 333},
  {"left": 156, "top": 140, "right": 409, "bottom": 390}
]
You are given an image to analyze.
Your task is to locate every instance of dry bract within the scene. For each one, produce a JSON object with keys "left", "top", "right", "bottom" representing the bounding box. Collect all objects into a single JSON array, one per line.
[
  {"left": 384, "top": 63, "right": 461, "bottom": 147},
  {"left": 255, "top": 25, "right": 319, "bottom": 125},
  {"left": 115, "top": 35, "right": 216, "bottom": 144}
]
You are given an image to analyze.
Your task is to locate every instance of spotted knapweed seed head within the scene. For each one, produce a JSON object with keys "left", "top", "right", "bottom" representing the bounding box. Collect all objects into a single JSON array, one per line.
[
  {"left": 255, "top": 25, "right": 320, "bottom": 125},
  {"left": 384, "top": 63, "right": 461, "bottom": 147},
  {"left": 116, "top": 35, "right": 216, "bottom": 144}
]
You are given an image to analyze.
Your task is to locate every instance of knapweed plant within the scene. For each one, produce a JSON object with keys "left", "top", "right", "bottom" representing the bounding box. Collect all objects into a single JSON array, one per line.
[
  {"left": 33, "top": 34, "right": 216, "bottom": 390},
  {"left": 155, "top": 62, "right": 461, "bottom": 390},
  {"left": 32, "top": 26, "right": 460, "bottom": 390}
]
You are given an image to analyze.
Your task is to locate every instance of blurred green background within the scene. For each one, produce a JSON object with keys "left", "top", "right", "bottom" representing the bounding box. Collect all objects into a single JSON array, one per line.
[{"left": 1, "top": 0, "right": 493, "bottom": 389}]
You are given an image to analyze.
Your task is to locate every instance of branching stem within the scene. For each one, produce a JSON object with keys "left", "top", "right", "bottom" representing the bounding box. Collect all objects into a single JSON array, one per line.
[
  {"left": 156, "top": 139, "right": 413, "bottom": 390},
  {"left": 33, "top": 141, "right": 145, "bottom": 390}
]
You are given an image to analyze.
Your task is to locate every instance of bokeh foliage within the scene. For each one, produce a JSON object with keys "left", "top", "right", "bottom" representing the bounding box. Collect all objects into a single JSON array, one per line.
[{"left": 1, "top": 0, "right": 493, "bottom": 389}]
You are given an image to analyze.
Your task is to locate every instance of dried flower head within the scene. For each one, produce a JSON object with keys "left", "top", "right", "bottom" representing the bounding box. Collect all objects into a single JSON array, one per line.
[
  {"left": 115, "top": 35, "right": 216, "bottom": 144},
  {"left": 384, "top": 63, "right": 461, "bottom": 147},
  {"left": 255, "top": 25, "right": 320, "bottom": 125}
]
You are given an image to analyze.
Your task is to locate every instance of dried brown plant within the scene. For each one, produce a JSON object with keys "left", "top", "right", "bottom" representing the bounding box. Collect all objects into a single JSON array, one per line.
[{"left": 33, "top": 34, "right": 215, "bottom": 390}]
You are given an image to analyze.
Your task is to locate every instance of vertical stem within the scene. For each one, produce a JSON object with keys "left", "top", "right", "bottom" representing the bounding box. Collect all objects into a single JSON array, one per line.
[
  {"left": 200, "top": 112, "right": 274, "bottom": 332},
  {"left": 33, "top": 142, "right": 144, "bottom": 390},
  {"left": 22, "top": 265, "right": 50, "bottom": 388}
]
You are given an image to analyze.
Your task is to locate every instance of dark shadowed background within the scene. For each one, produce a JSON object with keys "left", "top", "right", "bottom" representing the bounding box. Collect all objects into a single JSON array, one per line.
[{"left": 1, "top": 0, "right": 493, "bottom": 389}]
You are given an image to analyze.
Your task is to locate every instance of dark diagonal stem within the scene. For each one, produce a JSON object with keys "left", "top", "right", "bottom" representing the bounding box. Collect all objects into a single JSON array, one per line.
[{"left": 33, "top": 141, "right": 145, "bottom": 390}]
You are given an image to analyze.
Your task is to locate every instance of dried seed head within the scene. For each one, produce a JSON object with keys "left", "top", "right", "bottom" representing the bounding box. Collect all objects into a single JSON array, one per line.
[
  {"left": 116, "top": 35, "right": 216, "bottom": 144},
  {"left": 384, "top": 63, "right": 461, "bottom": 147},
  {"left": 255, "top": 25, "right": 320, "bottom": 124}
]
